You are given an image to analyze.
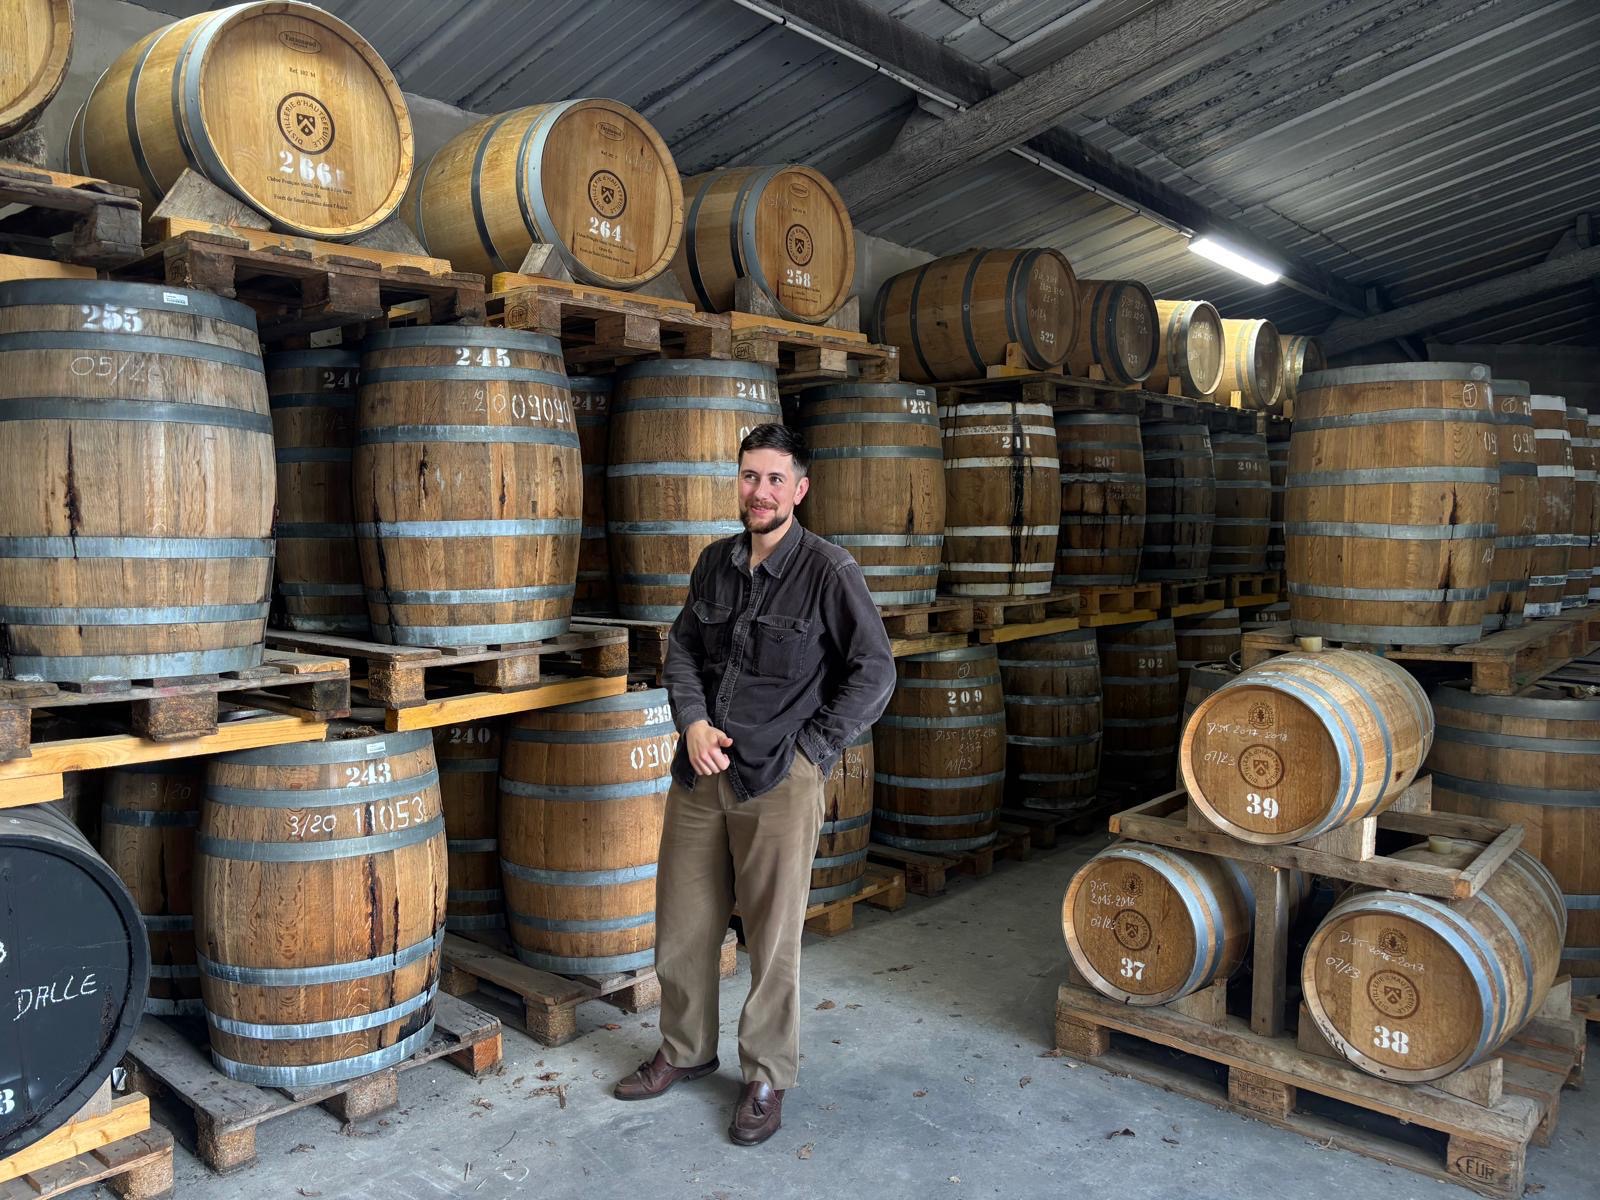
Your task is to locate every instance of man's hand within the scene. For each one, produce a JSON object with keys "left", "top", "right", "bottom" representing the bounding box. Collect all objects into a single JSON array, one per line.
[{"left": 684, "top": 720, "right": 734, "bottom": 776}]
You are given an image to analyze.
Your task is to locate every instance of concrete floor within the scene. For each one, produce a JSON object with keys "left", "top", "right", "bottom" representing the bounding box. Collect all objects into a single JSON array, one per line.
[{"left": 158, "top": 830, "right": 1596, "bottom": 1200}]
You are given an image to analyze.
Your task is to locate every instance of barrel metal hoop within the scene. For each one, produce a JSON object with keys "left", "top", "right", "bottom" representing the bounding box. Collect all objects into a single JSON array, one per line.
[
  {"left": 208, "top": 983, "right": 438, "bottom": 1041},
  {"left": 1299, "top": 362, "right": 1490, "bottom": 388},
  {"left": 1290, "top": 620, "right": 1483, "bottom": 645},
  {"left": 811, "top": 848, "right": 870, "bottom": 870},
  {"left": 0, "top": 601, "right": 267, "bottom": 626},
  {"left": 512, "top": 946, "right": 657, "bottom": 975},
  {"left": 358, "top": 424, "right": 579, "bottom": 450},
  {"left": 1295, "top": 407, "right": 1499, "bottom": 430},
  {"left": 356, "top": 519, "right": 580, "bottom": 538},
  {"left": 211, "top": 1022, "right": 436, "bottom": 1088},
  {"left": 372, "top": 619, "right": 571, "bottom": 646},
  {"left": 1007, "top": 732, "right": 1102, "bottom": 747},
  {"left": 207, "top": 770, "right": 439, "bottom": 811},
  {"left": 499, "top": 858, "right": 657, "bottom": 886},
  {"left": 872, "top": 771, "right": 1006, "bottom": 790},
  {"left": 809, "top": 445, "right": 943, "bottom": 460},
  {"left": 447, "top": 838, "right": 498, "bottom": 853},
  {"left": 368, "top": 583, "right": 574, "bottom": 605},
  {"left": 607, "top": 461, "right": 737, "bottom": 477},
  {"left": 1432, "top": 683, "right": 1600, "bottom": 721},
  {"left": 881, "top": 672, "right": 1002, "bottom": 689},
  {"left": 499, "top": 775, "right": 670, "bottom": 802},
  {"left": 1432, "top": 726, "right": 1597, "bottom": 755},
  {"left": 801, "top": 411, "right": 938, "bottom": 432},
  {"left": 608, "top": 520, "right": 742, "bottom": 536},
  {"left": 0, "top": 396, "right": 272, "bottom": 434},
  {"left": 874, "top": 713, "right": 1004, "bottom": 730},
  {"left": 447, "top": 887, "right": 503, "bottom": 902},
  {"left": 872, "top": 830, "right": 996, "bottom": 852},
  {"left": 0, "top": 330, "right": 261, "bottom": 371},
  {"left": 818, "top": 812, "right": 871, "bottom": 836},
  {"left": 197, "top": 927, "right": 445, "bottom": 986},
  {"left": 508, "top": 910, "right": 654, "bottom": 934},
  {"left": 8, "top": 646, "right": 265, "bottom": 682},
  {"left": 141, "top": 913, "right": 195, "bottom": 931},
  {"left": 616, "top": 358, "right": 778, "bottom": 384},
  {"left": 899, "top": 644, "right": 997, "bottom": 664},
  {"left": 1476, "top": 890, "right": 1536, "bottom": 1031},
  {"left": 222, "top": 730, "right": 431, "bottom": 767},
  {"left": 1113, "top": 846, "right": 1220, "bottom": 995},
  {"left": 1290, "top": 467, "right": 1499, "bottom": 487},
  {"left": 1285, "top": 521, "right": 1496, "bottom": 541},
  {"left": 1431, "top": 770, "right": 1600, "bottom": 808},
  {"left": 1003, "top": 694, "right": 1100, "bottom": 707},
  {"left": 275, "top": 525, "right": 358, "bottom": 542},
  {"left": 809, "top": 877, "right": 868, "bottom": 905},
  {"left": 197, "top": 817, "right": 443, "bottom": 862},
  {"left": 469, "top": 111, "right": 518, "bottom": 273},
  {"left": 540, "top": 688, "right": 670, "bottom": 715},
  {"left": 446, "top": 913, "right": 507, "bottom": 930},
  {"left": 504, "top": 721, "right": 674, "bottom": 746},
  {"left": 608, "top": 394, "right": 780, "bottom": 417},
  {"left": 0, "top": 536, "right": 271, "bottom": 560},
  {"left": 100, "top": 805, "right": 199, "bottom": 828}
]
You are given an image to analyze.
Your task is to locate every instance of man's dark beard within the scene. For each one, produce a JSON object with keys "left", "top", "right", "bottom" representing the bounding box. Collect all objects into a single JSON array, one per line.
[{"left": 741, "top": 505, "right": 786, "bottom": 533}]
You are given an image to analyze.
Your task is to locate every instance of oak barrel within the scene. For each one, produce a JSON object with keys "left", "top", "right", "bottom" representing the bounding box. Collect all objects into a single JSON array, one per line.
[
  {"left": 1097, "top": 619, "right": 1181, "bottom": 788},
  {"left": 1589, "top": 411, "right": 1600, "bottom": 601},
  {"left": 1266, "top": 422, "right": 1290, "bottom": 572},
  {"left": 1278, "top": 334, "right": 1325, "bottom": 410},
  {"left": 569, "top": 375, "right": 613, "bottom": 615},
  {"left": 1147, "top": 299, "right": 1224, "bottom": 398},
  {"left": 195, "top": 728, "right": 446, "bottom": 1085},
  {"left": 1209, "top": 431, "right": 1270, "bottom": 576},
  {"left": 1181, "top": 649, "right": 1432, "bottom": 844},
  {"left": 874, "top": 646, "right": 1005, "bottom": 852},
  {"left": 1287, "top": 363, "right": 1499, "bottom": 644},
  {"left": 1138, "top": 421, "right": 1214, "bottom": 582},
  {"left": 1564, "top": 405, "right": 1592, "bottom": 608},
  {"left": 0, "top": 804, "right": 149, "bottom": 1158},
  {"left": 871, "top": 249, "right": 1078, "bottom": 383},
  {"left": 1243, "top": 601, "right": 1290, "bottom": 629},
  {"left": 999, "top": 630, "right": 1101, "bottom": 813},
  {"left": 355, "top": 327, "right": 581, "bottom": 647},
  {"left": 1303, "top": 839, "right": 1564, "bottom": 1081},
  {"left": 797, "top": 383, "right": 944, "bottom": 606},
  {"left": 100, "top": 762, "right": 205, "bottom": 1015},
  {"left": 268, "top": 348, "right": 366, "bottom": 635},
  {"left": 1065, "top": 279, "right": 1158, "bottom": 385},
  {"left": 1485, "top": 380, "right": 1536, "bottom": 630},
  {"left": 1526, "top": 394, "right": 1574, "bottom": 618},
  {"left": 1427, "top": 681, "right": 1600, "bottom": 996},
  {"left": 0, "top": 279, "right": 273, "bottom": 682},
  {"left": 812, "top": 730, "right": 874, "bottom": 904},
  {"left": 1216, "top": 319, "right": 1284, "bottom": 412},
  {"left": 1175, "top": 609, "right": 1241, "bottom": 696},
  {"left": 608, "top": 359, "right": 781, "bottom": 620},
  {"left": 72, "top": 2, "right": 412, "bottom": 239},
  {"left": 499, "top": 689, "right": 674, "bottom": 973},
  {"left": 1181, "top": 662, "right": 1238, "bottom": 730},
  {"left": 0, "top": 0, "right": 72, "bottom": 139},
  {"left": 674, "top": 164, "right": 853, "bottom": 321},
  {"left": 405, "top": 99, "right": 681, "bottom": 287},
  {"left": 1054, "top": 411, "right": 1144, "bottom": 586},
  {"left": 433, "top": 721, "right": 504, "bottom": 932},
  {"left": 940, "top": 399, "right": 1059, "bottom": 597}
]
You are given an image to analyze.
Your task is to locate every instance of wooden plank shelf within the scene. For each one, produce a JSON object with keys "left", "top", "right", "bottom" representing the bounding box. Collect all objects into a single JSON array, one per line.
[
  {"left": 0, "top": 1112, "right": 172, "bottom": 1200},
  {"left": 1065, "top": 582, "right": 1161, "bottom": 617},
  {"left": 0, "top": 163, "right": 143, "bottom": 267},
  {"left": 1226, "top": 571, "right": 1282, "bottom": 606},
  {"left": 0, "top": 1090, "right": 151, "bottom": 1186},
  {"left": 375, "top": 675, "right": 628, "bottom": 732},
  {"left": 121, "top": 993, "right": 501, "bottom": 1174},
  {"left": 968, "top": 588, "right": 1080, "bottom": 633},
  {"left": 867, "top": 830, "right": 1029, "bottom": 897},
  {"left": 876, "top": 598, "right": 973, "bottom": 639},
  {"left": 488, "top": 274, "right": 731, "bottom": 369},
  {"left": 1157, "top": 577, "right": 1227, "bottom": 610},
  {"left": 728, "top": 311, "right": 898, "bottom": 389}
]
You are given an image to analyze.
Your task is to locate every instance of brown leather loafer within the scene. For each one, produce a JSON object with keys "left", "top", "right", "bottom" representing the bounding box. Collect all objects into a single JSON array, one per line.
[
  {"left": 729, "top": 1080, "right": 784, "bottom": 1145},
  {"left": 613, "top": 1049, "right": 719, "bottom": 1101}
]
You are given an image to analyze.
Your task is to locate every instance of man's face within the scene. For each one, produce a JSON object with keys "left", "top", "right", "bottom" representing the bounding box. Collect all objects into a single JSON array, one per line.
[{"left": 738, "top": 447, "right": 810, "bottom": 535}]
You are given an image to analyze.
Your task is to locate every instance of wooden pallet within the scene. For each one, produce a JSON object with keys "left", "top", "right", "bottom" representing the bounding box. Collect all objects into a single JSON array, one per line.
[
  {"left": 1225, "top": 571, "right": 1282, "bottom": 606},
  {"left": 0, "top": 651, "right": 349, "bottom": 763},
  {"left": 0, "top": 251, "right": 95, "bottom": 282},
  {"left": 729, "top": 312, "right": 898, "bottom": 388},
  {"left": 488, "top": 274, "right": 730, "bottom": 368},
  {"left": 118, "top": 224, "right": 484, "bottom": 340},
  {"left": 868, "top": 830, "right": 1029, "bottom": 897},
  {"left": 1574, "top": 994, "right": 1600, "bottom": 1023},
  {"left": 1156, "top": 577, "right": 1227, "bottom": 610},
  {"left": 1066, "top": 582, "right": 1162, "bottom": 618},
  {"left": 801, "top": 865, "right": 907, "bottom": 935},
  {"left": 1196, "top": 400, "right": 1265, "bottom": 434},
  {"left": 934, "top": 369, "right": 1133, "bottom": 412},
  {"left": 121, "top": 992, "right": 501, "bottom": 1174},
  {"left": 1, "top": 1117, "right": 172, "bottom": 1200},
  {"left": 876, "top": 598, "right": 974, "bottom": 639},
  {"left": 441, "top": 929, "right": 738, "bottom": 1048},
  {"left": 1241, "top": 607, "right": 1600, "bottom": 695},
  {"left": 0, "top": 163, "right": 143, "bottom": 267},
  {"left": 994, "top": 805, "right": 1087, "bottom": 849},
  {"left": 968, "top": 589, "right": 1081, "bottom": 634}
]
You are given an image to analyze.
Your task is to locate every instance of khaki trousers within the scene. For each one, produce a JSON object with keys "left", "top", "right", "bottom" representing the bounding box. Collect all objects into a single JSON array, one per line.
[{"left": 654, "top": 750, "right": 825, "bottom": 1090}]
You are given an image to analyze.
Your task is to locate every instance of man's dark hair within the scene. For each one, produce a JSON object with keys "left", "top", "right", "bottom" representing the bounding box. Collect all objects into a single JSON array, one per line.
[{"left": 738, "top": 422, "right": 809, "bottom": 477}]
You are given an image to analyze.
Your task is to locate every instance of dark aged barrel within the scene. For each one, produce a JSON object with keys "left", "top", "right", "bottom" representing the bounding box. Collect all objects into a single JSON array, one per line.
[
  {"left": 1139, "top": 421, "right": 1214, "bottom": 582},
  {"left": 0, "top": 0, "right": 73, "bottom": 139},
  {"left": 1216, "top": 319, "right": 1284, "bottom": 412},
  {"left": 1209, "top": 431, "right": 1270, "bottom": 576},
  {"left": 1266, "top": 421, "right": 1290, "bottom": 572},
  {"left": 1590, "top": 411, "right": 1600, "bottom": 602},
  {"left": 999, "top": 630, "right": 1101, "bottom": 813},
  {"left": 1243, "top": 601, "right": 1290, "bottom": 629},
  {"left": 1097, "top": 619, "right": 1181, "bottom": 787},
  {"left": 569, "top": 375, "right": 613, "bottom": 615},
  {"left": 405, "top": 99, "right": 682, "bottom": 287},
  {"left": 196, "top": 729, "right": 447, "bottom": 1085},
  {"left": 433, "top": 721, "right": 504, "bottom": 932},
  {"left": 499, "top": 689, "right": 674, "bottom": 973},
  {"left": 1427, "top": 682, "right": 1600, "bottom": 996},
  {"left": 1303, "top": 840, "right": 1564, "bottom": 1082},
  {"left": 939, "top": 399, "right": 1059, "bottom": 597},
  {"left": 798, "top": 383, "right": 944, "bottom": 606},
  {"left": 268, "top": 348, "right": 367, "bottom": 635},
  {"left": 0, "top": 279, "right": 273, "bottom": 682},
  {"left": 1181, "top": 650, "right": 1433, "bottom": 844},
  {"left": 1527, "top": 394, "right": 1574, "bottom": 619},
  {"left": 1066, "top": 280, "right": 1159, "bottom": 386},
  {"left": 355, "top": 327, "right": 581, "bottom": 646},
  {"left": 874, "top": 646, "right": 1005, "bottom": 852},
  {"left": 608, "top": 359, "right": 781, "bottom": 620},
  {"left": 1486, "top": 380, "right": 1536, "bottom": 630},
  {"left": 0, "top": 804, "right": 149, "bottom": 1158},
  {"left": 1147, "top": 300, "right": 1225, "bottom": 399},
  {"left": 1565, "top": 405, "right": 1592, "bottom": 608},
  {"left": 1054, "top": 411, "right": 1145, "bottom": 586},
  {"left": 871, "top": 249, "right": 1079, "bottom": 383},
  {"left": 1175, "top": 609, "right": 1241, "bottom": 696},
  {"left": 812, "top": 730, "right": 874, "bottom": 904},
  {"left": 100, "top": 762, "right": 206, "bottom": 1015},
  {"left": 1278, "top": 334, "right": 1325, "bottom": 411},
  {"left": 1288, "top": 364, "right": 1500, "bottom": 644}
]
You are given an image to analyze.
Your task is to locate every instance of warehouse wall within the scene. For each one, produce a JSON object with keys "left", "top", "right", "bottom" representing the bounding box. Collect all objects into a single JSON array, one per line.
[{"left": 1429, "top": 342, "right": 1600, "bottom": 410}]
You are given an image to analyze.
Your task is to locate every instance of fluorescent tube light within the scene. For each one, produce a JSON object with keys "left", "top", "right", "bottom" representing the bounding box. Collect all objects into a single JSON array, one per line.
[{"left": 1188, "top": 236, "right": 1283, "bottom": 286}]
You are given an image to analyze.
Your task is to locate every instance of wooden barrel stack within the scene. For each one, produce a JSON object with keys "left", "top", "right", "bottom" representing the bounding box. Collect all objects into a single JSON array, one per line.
[
  {"left": 1565, "top": 405, "right": 1593, "bottom": 608},
  {"left": 1147, "top": 300, "right": 1224, "bottom": 399},
  {"left": 874, "top": 646, "right": 1006, "bottom": 852},
  {"left": 872, "top": 249, "right": 1079, "bottom": 383},
  {"left": 1527, "top": 394, "right": 1574, "bottom": 618},
  {"left": 1589, "top": 411, "right": 1600, "bottom": 601},
  {"left": 812, "top": 730, "right": 874, "bottom": 904},
  {"left": 998, "top": 630, "right": 1102, "bottom": 813},
  {"left": 499, "top": 690, "right": 674, "bottom": 973},
  {"left": 1174, "top": 609, "right": 1241, "bottom": 696},
  {"left": 608, "top": 359, "right": 781, "bottom": 619},
  {"left": 0, "top": 0, "right": 72, "bottom": 139},
  {"left": 73, "top": 2, "right": 413, "bottom": 239},
  {"left": 1097, "top": 620, "right": 1181, "bottom": 787},
  {"left": 1287, "top": 364, "right": 1499, "bottom": 644},
  {"left": 355, "top": 327, "right": 582, "bottom": 646},
  {"left": 0, "top": 280, "right": 274, "bottom": 682},
  {"left": 1066, "top": 280, "right": 1158, "bottom": 386},
  {"left": 1054, "top": 411, "right": 1145, "bottom": 586},
  {"left": 1485, "top": 379, "right": 1536, "bottom": 630},
  {"left": 1265, "top": 422, "right": 1291, "bottom": 572},
  {"left": 406, "top": 98, "right": 682, "bottom": 286},
  {"left": 1277, "top": 334, "right": 1324, "bottom": 412},
  {"left": 1216, "top": 319, "right": 1283, "bottom": 412},
  {"left": 569, "top": 375, "right": 613, "bottom": 615},
  {"left": 674, "top": 165, "right": 854, "bottom": 321},
  {"left": 196, "top": 729, "right": 447, "bottom": 1085},
  {"left": 1138, "top": 422, "right": 1214, "bottom": 582},
  {"left": 1208, "top": 431, "right": 1271, "bottom": 576},
  {"left": 434, "top": 722, "right": 505, "bottom": 932},
  {"left": 939, "top": 399, "right": 1060, "bottom": 597},
  {"left": 798, "top": 383, "right": 944, "bottom": 606}
]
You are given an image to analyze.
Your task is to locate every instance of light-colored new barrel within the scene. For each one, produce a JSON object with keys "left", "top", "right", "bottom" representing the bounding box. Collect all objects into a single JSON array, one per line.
[
  {"left": 1066, "top": 280, "right": 1158, "bottom": 386},
  {"left": 569, "top": 375, "right": 613, "bottom": 615},
  {"left": 812, "top": 730, "right": 874, "bottom": 904},
  {"left": 433, "top": 721, "right": 504, "bottom": 932},
  {"left": 1138, "top": 421, "right": 1214, "bottom": 582},
  {"left": 1147, "top": 300, "right": 1225, "bottom": 399},
  {"left": 0, "top": 0, "right": 72, "bottom": 139},
  {"left": 1054, "top": 411, "right": 1145, "bottom": 586},
  {"left": 1526, "top": 394, "right": 1574, "bottom": 618},
  {"left": 1278, "top": 334, "right": 1325, "bottom": 411},
  {"left": 999, "top": 630, "right": 1101, "bottom": 813},
  {"left": 1216, "top": 319, "right": 1284, "bottom": 412}
]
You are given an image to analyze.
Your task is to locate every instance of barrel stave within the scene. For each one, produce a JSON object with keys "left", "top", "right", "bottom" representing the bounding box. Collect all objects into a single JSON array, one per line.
[
  {"left": 999, "top": 630, "right": 1101, "bottom": 812},
  {"left": 569, "top": 375, "right": 613, "bottom": 615},
  {"left": 434, "top": 722, "right": 505, "bottom": 931},
  {"left": 1138, "top": 421, "right": 1214, "bottom": 582},
  {"left": 1097, "top": 619, "right": 1181, "bottom": 788},
  {"left": 1054, "top": 411, "right": 1145, "bottom": 585},
  {"left": 812, "top": 731, "right": 874, "bottom": 903},
  {"left": 1148, "top": 299, "right": 1224, "bottom": 399},
  {"left": 940, "top": 399, "right": 1059, "bottom": 597},
  {"left": 1209, "top": 432, "right": 1271, "bottom": 575}
]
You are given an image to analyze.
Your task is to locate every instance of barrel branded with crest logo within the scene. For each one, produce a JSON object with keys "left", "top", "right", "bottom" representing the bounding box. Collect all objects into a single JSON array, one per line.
[
  {"left": 0, "top": 0, "right": 72, "bottom": 139},
  {"left": 195, "top": 728, "right": 447, "bottom": 1085},
  {"left": 999, "top": 630, "right": 1101, "bottom": 812},
  {"left": 1147, "top": 300, "right": 1224, "bottom": 399},
  {"left": 1564, "top": 405, "right": 1592, "bottom": 608},
  {"left": 798, "top": 382, "right": 944, "bottom": 606},
  {"left": 0, "top": 279, "right": 273, "bottom": 682},
  {"left": 1485, "top": 380, "right": 1536, "bottom": 630},
  {"left": 1216, "top": 319, "right": 1284, "bottom": 412},
  {"left": 498, "top": 689, "right": 674, "bottom": 974},
  {"left": 1097, "top": 619, "right": 1181, "bottom": 787},
  {"left": 268, "top": 348, "right": 367, "bottom": 635},
  {"left": 608, "top": 359, "right": 781, "bottom": 620},
  {"left": 1065, "top": 280, "right": 1158, "bottom": 386},
  {"left": 405, "top": 99, "right": 681, "bottom": 288},
  {"left": 1055, "top": 411, "right": 1145, "bottom": 585},
  {"left": 812, "top": 730, "right": 874, "bottom": 904},
  {"left": 569, "top": 375, "right": 613, "bottom": 614},
  {"left": 1138, "top": 421, "right": 1214, "bottom": 582},
  {"left": 1287, "top": 364, "right": 1500, "bottom": 644},
  {"left": 1526, "top": 394, "right": 1574, "bottom": 618},
  {"left": 71, "top": 2, "right": 412, "bottom": 239},
  {"left": 433, "top": 721, "right": 504, "bottom": 932},
  {"left": 355, "top": 327, "right": 581, "bottom": 647}
]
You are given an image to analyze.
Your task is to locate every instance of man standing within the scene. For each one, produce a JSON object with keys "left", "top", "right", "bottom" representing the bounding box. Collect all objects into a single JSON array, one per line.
[{"left": 613, "top": 423, "right": 895, "bottom": 1146}]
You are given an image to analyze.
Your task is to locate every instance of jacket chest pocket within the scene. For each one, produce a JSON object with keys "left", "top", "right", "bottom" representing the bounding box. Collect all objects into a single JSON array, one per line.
[
  {"left": 753, "top": 614, "right": 811, "bottom": 678},
  {"left": 693, "top": 599, "right": 733, "bottom": 664}
]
